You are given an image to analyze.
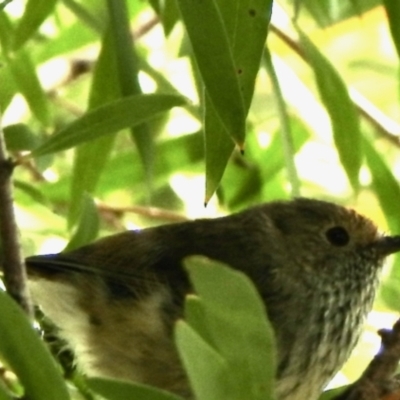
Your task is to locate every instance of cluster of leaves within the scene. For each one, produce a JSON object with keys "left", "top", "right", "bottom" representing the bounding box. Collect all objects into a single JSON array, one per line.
[{"left": 0, "top": 0, "right": 400, "bottom": 399}]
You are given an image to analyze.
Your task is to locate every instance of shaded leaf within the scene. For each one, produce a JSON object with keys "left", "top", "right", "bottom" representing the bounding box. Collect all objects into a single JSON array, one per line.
[
  {"left": 0, "top": 290, "right": 69, "bottom": 400},
  {"left": 3, "top": 123, "right": 40, "bottom": 151},
  {"left": 363, "top": 136, "right": 400, "bottom": 311},
  {"left": 32, "top": 94, "right": 186, "bottom": 156},
  {"left": 63, "top": 194, "right": 99, "bottom": 252},
  {"left": 13, "top": 0, "right": 58, "bottom": 50},
  {"left": 175, "top": 320, "right": 233, "bottom": 400},
  {"left": 177, "top": 0, "right": 246, "bottom": 145},
  {"left": 204, "top": 95, "right": 235, "bottom": 203},
  {"left": 183, "top": 257, "right": 276, "bottom": 400},
  {"left": 297, "top": 29, "right": 361, "bottom": 191},
  {"left": 107, "top": 0, "right": 154, "bottom": 178},
  {"left": 68, "top": 25, "right": 120, "bottom": 227},
  {"left": 8, "top": 51, "right": 50, "bottom": 126},
  {"left": 382, "top": 0, "right": 400, "bottom": 59}
]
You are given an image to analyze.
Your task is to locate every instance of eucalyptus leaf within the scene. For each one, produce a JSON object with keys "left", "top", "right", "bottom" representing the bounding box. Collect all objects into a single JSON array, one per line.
[
  {"left": 0, "top": 290, "right": 69, "bottom": 400},
  {"left": 183, "top": 257, "right": 276, "bottom": 400},
  {"left": 32, "top": 94, "right": 186, "bottom": 156},
  {"left": 63, "top": 194, "right": 99, "bottom": 252},
  {"left": 297, "top": 28, "right": 362, "bottom": 191},
  {"left": 175, "top": 320, "right": 234, "bottom": 400},
  {"left": 177, "top": 0, "right": 246, "bottom": 144},
  {"left": 13, "top": 0, "right": 57, "bottom": 50}
]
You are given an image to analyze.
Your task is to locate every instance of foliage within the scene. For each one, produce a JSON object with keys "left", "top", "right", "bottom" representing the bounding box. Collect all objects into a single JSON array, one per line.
[{"left": 0, "top": 0, "right": 400, "bottom": 399}]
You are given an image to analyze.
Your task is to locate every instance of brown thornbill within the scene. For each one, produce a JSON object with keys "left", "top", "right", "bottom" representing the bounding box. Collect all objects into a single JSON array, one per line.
[{"left": 25, "top": 198, "right": 400, "bottom": 400}]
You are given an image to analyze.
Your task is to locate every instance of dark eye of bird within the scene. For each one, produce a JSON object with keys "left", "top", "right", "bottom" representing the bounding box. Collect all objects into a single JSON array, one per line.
[{"left": 325, "top": 226, "right": 350, "bottom": 247}]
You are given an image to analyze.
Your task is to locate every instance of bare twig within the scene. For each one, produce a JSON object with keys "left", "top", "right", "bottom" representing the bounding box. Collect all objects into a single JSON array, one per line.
[
  {"left": 97, "top": 201, "right": 189, "bottom": 223},
  {"left": 0, "top": 112, "right": 32, "bottom": 316},
  {"left": 334, "top": 318, "right": 400, "bottom": 400}
]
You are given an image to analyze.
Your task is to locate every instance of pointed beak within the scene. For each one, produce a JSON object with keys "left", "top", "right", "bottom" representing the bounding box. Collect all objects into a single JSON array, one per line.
[{"left": 375, "top": 236, "right": 400, "bottom": 257}]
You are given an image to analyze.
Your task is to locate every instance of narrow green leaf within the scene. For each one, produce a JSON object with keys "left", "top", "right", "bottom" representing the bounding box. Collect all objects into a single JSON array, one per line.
[
  {"left": 8, "top": 51, "right": 50, "bottom": 126},
  {"left": 219, "top": 0, "right": 272, "bottom": 110},
  {"left": 13, "top": 0, "right": 58, "bottom": 50},
  {"left": 363, "top": 136, "right": 400, "bottom": 310},
  {"left": 0, "top": 291, "right": 69, "bottom": 400},
  {"left": 175, "top": 320, "right": 234, "bottom": 400},
  {"left": 68, "top": 26, "right": 120, "bottom": 227},
  {"left": 63, "top": 194, "right": 99, "bottom": 252},
  {"left": 34, "top": 22, "right": 98, "bottom": 64},
  {"left": 177, "top": 0, "right": 246, "bottom": 145},
  {"left": 107, "top": 0, "right": 154, "bottom": 180},
  {"left": 184, "top": 257, "right": 276, "bottom": 400},
  {"left": 0, "top": 385, "right": 12, "bottom": 400},
  {"left": 87, "top": 377, "right": 183, "bottom": 400},
  {"left": 363, "top": 138, "right": 400, "bottom": 234},
  {"left": 297, "top": 29, "right": 361, "bottom": 191},
  {"left": 32, "top": 94, "right": 186, "bottom": 156},
  {"left": 62, "top": 0, "right": 104, "bottom": 33},
  {"left": 14, "top": 180, "right": 49, "bottom": 206},
  {"left": 3, "top": 123, "right": 40, "bottom": 151},
  {"left": 0, "top": 65, "right": 16, "bottom": 112},
  {"left": 261, "top": 117, "right": 310, "bottom": 178},
  {"left": 0, "top": 9, "right": 13, "bottom": 54},
  {"left": 204, "top": 95, "right": 235, "bottom": 203},
  {"left": 263, "top": 48, "right": 300, "bottom": 196},
  {"left": 159, "top": 0, "right": 180, "bottom": 36},
  {"left": 184, "top": 295, "right": 214, "bottom": 346},
  {"left": 382, "top": 0, "right": 400, "bottom": 58}
]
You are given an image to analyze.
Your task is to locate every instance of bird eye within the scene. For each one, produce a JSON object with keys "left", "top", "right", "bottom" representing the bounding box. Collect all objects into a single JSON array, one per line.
[{"left": 325, "top": 226, "right": 350, "bottom": 246}]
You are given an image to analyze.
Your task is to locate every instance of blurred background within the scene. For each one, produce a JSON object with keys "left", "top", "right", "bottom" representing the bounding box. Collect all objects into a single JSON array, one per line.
[{"left": 1, "top": 0, "right": 400, "bottom": 392}]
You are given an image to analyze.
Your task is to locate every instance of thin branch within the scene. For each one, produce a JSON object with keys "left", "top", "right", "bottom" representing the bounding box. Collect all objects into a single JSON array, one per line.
[
  {"left": 0, "top": 112, "right": 32, "bottom": 316},
  {"left": 334, "top": 318, "right": 400, "bottom": 400},
  {"left": 97, "top": 201, "right": 189, "bottom": 223}
]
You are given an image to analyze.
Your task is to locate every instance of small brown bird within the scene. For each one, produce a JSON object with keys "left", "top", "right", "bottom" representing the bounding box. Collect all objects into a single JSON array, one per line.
[{"left": 25, "top": 198, "right": 400, "bottom": 400}]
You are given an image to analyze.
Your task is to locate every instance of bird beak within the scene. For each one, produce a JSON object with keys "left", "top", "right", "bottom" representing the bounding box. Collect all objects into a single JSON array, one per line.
[{"left": 375, "top": 236, "right": 400, "bottom": 257}]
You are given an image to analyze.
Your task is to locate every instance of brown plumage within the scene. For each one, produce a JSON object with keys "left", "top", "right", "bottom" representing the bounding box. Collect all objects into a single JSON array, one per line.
[{"left": 26, "top": 198, "right": 400, "bottom": 399}]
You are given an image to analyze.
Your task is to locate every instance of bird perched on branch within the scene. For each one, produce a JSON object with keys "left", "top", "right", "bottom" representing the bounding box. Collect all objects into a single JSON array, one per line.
[{"left": 25, "top": 198, "right": 400, "bottom": 400}]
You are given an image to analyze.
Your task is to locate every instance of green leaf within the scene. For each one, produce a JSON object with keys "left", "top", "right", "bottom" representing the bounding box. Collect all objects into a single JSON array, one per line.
[
  {"left": 106, "top": 0, "right": 154, "bottom": 180},
  {"left": 87, "top": 377, "right": 183, "bottom": 400},
  {"left": 204, "top": 95, "right": 235, "bottom": 203},
  {"left": 363, "top": 136, "right": 400, "bottom": 310},
  {"left": 32, "top": 94, "right": 186, "bottom": 156},
  {"left": 0, "top": 290, "right": 69, "bottom": 400},
  {"left": 177, "top": 0, "right": 246, "bottom": 145},
  {"left": 178, "top": 0, "right": 271, "bottom": 200},
  {"left": 34, "top": 21, "right": 98, "bottom": 64},
  {"left": 0, "top": 385, "right": 12, "bottom": 400},
  {"left": 183, "top": 257, "right": 276, "bottom": 400},
  {"left": 183, "top": 295, "right": 214, "bottom": 346},
  {"left": 261, "top": 117, "right": 310, "bottom": 179},
  {"left": 68, "top": 25, "right": 120, "bottom": 227},
  {"left": 63, "top": 194, "right": 99, "bottom": 252},
  {"left": 3, "top": 123, "right": 40, "bottom": 151},
  {"left": 363, "top": 137, "right": 400, "bottom": 234},
  {"left": 263, "top": 48, "right": 300, "bottom": 196},
  {"left": 175, "top": 320, "right": 234, "bottom": 400},
  {"left": 381, "top": 0, "right": 400, "bottom": 58},
  {"left": 220, "top": 0, "right": 272, "bottom": 110},
  {"left": 297, "top": 29, "right": 361, "bottom": 191},
  {"left": 178, "top": 0, "right": 272, "bottom": 143},
  {"left": 0, "top": 9, "right": 13, "bottom": 54},
  {"left": 0, "top": 65, "right": 16, "bottom": 112},
  {"left": 8, "top": 51, "right": 50, "bottom": 126},
  {"left": 13, "top": 0, "right": 58, "bottom": 50}
]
